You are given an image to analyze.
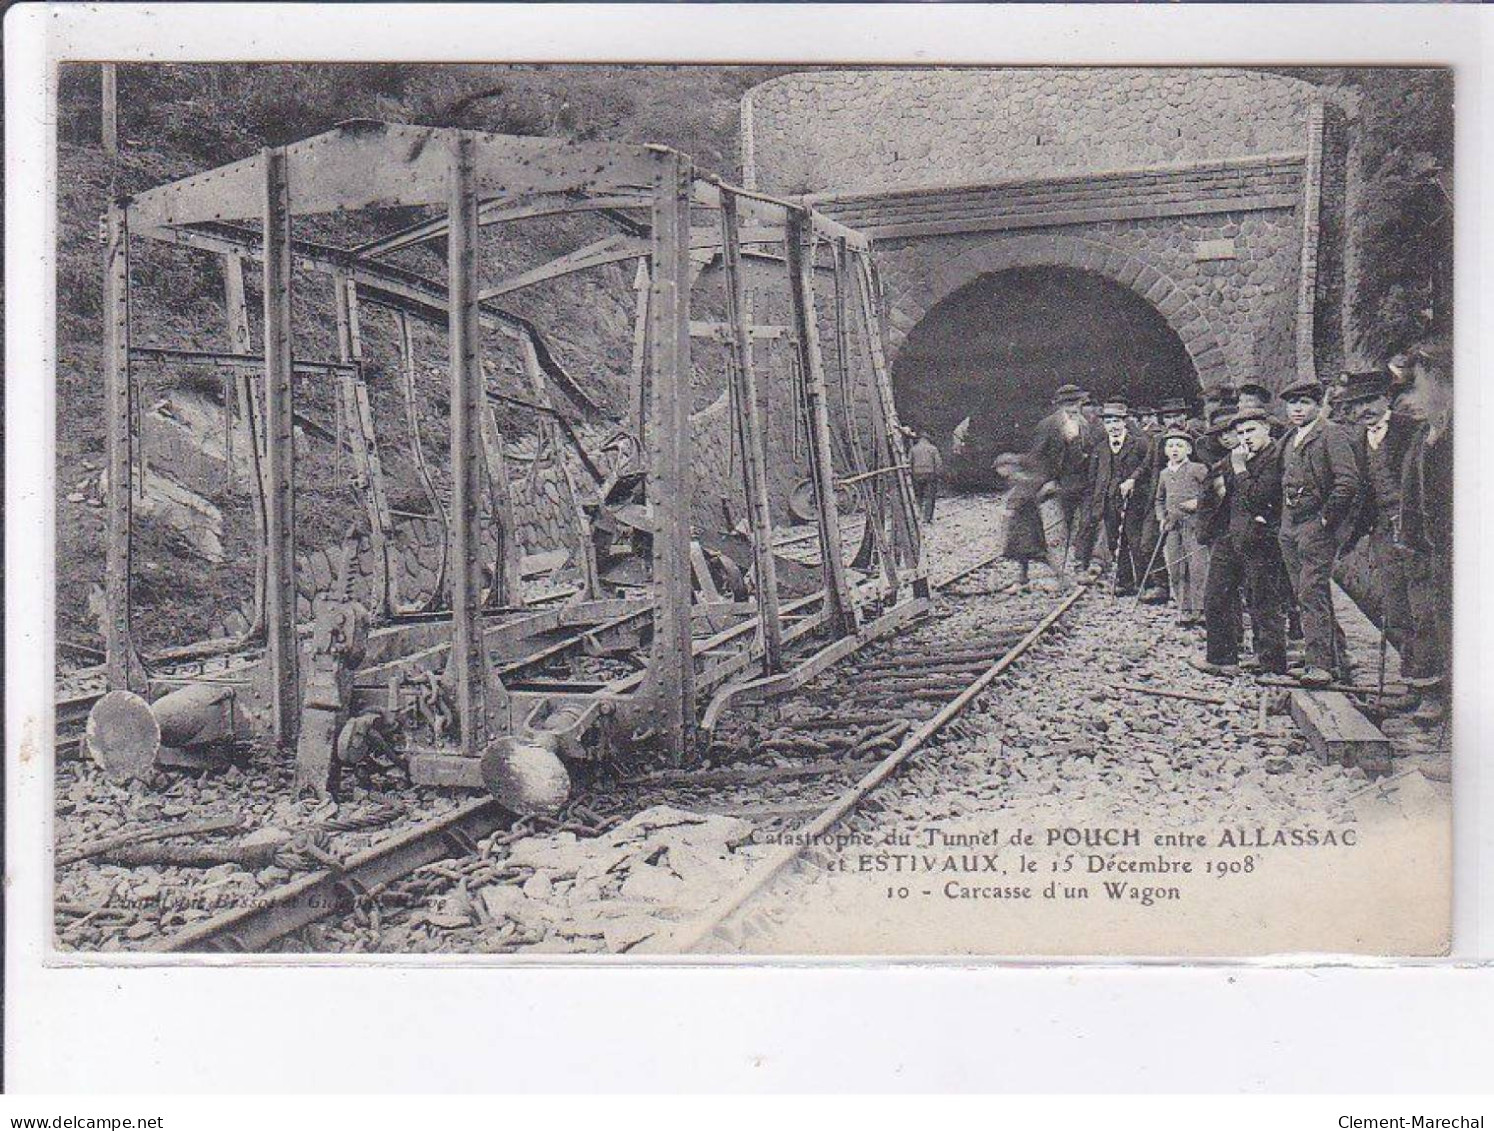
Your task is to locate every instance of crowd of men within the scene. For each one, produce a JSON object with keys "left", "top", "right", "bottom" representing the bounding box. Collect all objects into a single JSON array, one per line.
[{"left": 967, "top": 338, "right": 1453, "bottom": 727}]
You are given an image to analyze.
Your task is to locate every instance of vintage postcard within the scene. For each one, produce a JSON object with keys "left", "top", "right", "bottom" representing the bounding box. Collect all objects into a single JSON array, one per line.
[{"left": 50, "top": 60, "right": 1454, "bottom": 959}]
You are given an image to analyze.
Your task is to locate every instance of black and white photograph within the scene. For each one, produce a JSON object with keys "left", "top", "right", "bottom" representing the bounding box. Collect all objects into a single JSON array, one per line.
[{"left": 45, "top": 57, "right": 1455, "bottom": 959}]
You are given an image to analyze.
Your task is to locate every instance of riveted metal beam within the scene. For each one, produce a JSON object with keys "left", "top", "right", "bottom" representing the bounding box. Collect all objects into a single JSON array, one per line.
[
  {"left": 448, "top": 132, "right": 510, "bottom": 755},
  {"left": 262, "top": 147, "right": 300, "bottom": 743},
  {"left": 786, "top": 212, "right": 857, "bottom": 638},
  {"left": 645, "top": 148, "right": 697, "bottom": 763},
  {"left": 103, "top": 200, "right": 146, "bottom": 692}
]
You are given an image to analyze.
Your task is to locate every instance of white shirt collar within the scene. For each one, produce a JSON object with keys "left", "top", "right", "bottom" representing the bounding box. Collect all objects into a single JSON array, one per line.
[{"left": 1293, "top": 417, "right": 1319, "bottom": 448}]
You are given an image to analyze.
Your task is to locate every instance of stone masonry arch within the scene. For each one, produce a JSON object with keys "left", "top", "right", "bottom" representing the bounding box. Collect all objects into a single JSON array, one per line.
[
  {"left": 743, "top": 68, "right": 1327, "bottom": 392},
  {"left": 883, "top": 231, "right": 1229, "bottom": 389}
]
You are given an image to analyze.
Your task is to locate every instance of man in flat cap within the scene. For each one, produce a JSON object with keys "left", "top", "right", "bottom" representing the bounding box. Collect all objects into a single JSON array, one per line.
[
  {"left": 1192, "top": 408, "right": 1289, "bottom": 677},
  {"left": 1195, "top": 385, "right": 1239, "bottom": 467},
  {"left": 1237, "top": 382, "right": 1287, "bottom": 438},
  {"left": 1235, "top": 379, "right": 1298, "bottom": 641},
  {"left": 1338, "top": 369, "right": 1420, "bottom": 702},
  {"left": 1159, "top": 398, "right": 1192, "bottom": 432},
  {"left": 1090, "top": 398, "right": 1155, "bottom": 595},
  {"left": 1278, "top": 378, "right": 1363, "bottom": 686}
]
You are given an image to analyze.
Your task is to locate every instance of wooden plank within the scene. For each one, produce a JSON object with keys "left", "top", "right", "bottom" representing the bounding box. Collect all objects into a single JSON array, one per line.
[
  {"left": 628, "top": 257, "right": 650, "bottom": 440},
  {"left": 719, "top": 191, "right": 784, "bottom": 673},
  {"left": 408, "top": 753, "right": 484, "bottom": 789},
  {"left": 477, "top": 234, "right": 645, "bottom": 302},
  {"left": 448, "top": 132, "right": 510, "bottom": 753},
  {"left": 391, "top": 307, "right": 448, "bottom": 615},
  {"left": 519, "top": 333, "right": 599, "bottom": 598},
  {"left": 850, "top": 252, "right": 925, "bottom": 593},
  {"left": 220, "top": 253, "right": 269, "bottom": 637},
  {"left": 261, "top": 147, "right": 300, "bottom": 743},
  {"left": 337, "top": 277, "right": 395, "bottom": 618},
  {"left": 479, "top": 401, "right": 525, "bottom": 609},
  {"left": 1290, "top": 690, "right": 1394, "bottom": 777},
  {"left": 785, "top": 212, "right": 857, "bottom": 638},
  {"left": 689, "top": 320, "right": 789, "bottom": 342},
  {"left": 355, "top": 192, "right": 652, "bottom": 258}
]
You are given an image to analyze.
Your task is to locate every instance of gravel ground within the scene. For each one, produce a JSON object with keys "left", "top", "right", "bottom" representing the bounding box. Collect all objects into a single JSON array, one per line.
[
  {"left": 713, "top": 541, "right": 1453, "bottom": 956},
  {"left": 54, "top": 493, "right": 1450, "bottom": 956}
]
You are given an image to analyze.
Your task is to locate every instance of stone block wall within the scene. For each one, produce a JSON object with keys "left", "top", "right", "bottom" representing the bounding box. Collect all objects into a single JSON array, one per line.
[
  {"left": 218, "top": 453, "right": 587, "bottom": 635},
  {"left": 743, "top": 68, "right": 1325, "bottom": 395},
  {"left": 744, "top": 69, "right": 1317, "bottom": 196},
  {"left": 874, "top": 211, "right": 1305, "bottom": 393}
]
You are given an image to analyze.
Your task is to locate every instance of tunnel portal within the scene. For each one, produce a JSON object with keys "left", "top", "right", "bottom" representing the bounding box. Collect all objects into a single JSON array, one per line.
[{"left": 890, "top": 266, "right": 1200, "bottom": 486}]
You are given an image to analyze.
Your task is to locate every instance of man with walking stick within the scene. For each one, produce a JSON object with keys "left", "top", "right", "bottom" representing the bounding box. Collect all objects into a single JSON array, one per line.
[{"left": 1091, "top": 399, "right": 1154, "bottom": 596}]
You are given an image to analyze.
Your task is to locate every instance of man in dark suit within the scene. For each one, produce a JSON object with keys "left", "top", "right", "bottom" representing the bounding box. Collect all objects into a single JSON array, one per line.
[
  {"left": 1397, "top": 338, "right": 1453, "bottom": 726},
  {"left": 1091, "top": 399, "right": 1155, "bottom": 596},
  {"left": 1338, "top": 370, "right": 1419, "bottom": 676},
  {"left": 1026, "top": 384, "right": 1095, "bottom": 589},
  {"left": 1278, "top": 378, "right": 1364, "bottom": 686},
  {"left": 1192, "top": 408, "right": 1288, "bottom": 676}
]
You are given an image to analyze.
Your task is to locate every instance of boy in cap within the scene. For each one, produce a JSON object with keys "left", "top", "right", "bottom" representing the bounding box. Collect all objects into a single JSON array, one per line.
[
  {"left": 1396, "top": 338, "right": 1453, "bottom": 726},
  {"left": 1025, "top": 384, "right": 1095, "bottom": 589},
  {"left": 1192, "top": 409, "right": 1288, "bottom": 676},
  {"left": 1278, "top": 378, "right": 1363, "bottom": 686},
  {"left": 1154, "top": 426, "right": 1208, "bottom": 625},
  {"left": 1133, "top": 402, "right": 1173, "bottom": 604},
  {"left": 1091, "top": 399, "right": 1155, "bottom": 596}
]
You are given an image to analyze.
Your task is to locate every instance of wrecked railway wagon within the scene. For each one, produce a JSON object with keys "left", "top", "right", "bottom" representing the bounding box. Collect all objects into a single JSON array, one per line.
[{"left": 77, "top": 120, "right": 928, "bottom": 813}]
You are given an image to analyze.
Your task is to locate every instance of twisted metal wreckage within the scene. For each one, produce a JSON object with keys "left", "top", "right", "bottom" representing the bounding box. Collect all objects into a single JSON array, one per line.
[{"left": 86, "top": 120, "right": 928, "bottom": 814}]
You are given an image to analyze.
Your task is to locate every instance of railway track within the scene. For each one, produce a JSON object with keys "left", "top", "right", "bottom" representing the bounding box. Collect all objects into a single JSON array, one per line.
[
  {"left": 52, "top": 498, "right": 1034, "bottom": 954},
  {"left": 658, "top": 582, "right": 1085, "bottom": 953},
  {"left": 140, "top": 533, "right": 1091, "bottom": 955}
]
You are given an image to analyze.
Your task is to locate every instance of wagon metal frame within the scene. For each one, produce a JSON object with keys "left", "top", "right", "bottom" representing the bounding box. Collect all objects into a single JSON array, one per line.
[{"left": 99, "top": 120, "right": 926, "bottom": 797}]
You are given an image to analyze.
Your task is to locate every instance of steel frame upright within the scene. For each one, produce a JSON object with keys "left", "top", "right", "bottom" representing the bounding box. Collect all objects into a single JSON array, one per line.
[
  {"left": 448, "top": 132, "right": 509, "bottom": 755},
  {"left": 102, "top": 199, "right": 146, "bottom": 692},
  {"left": 262, "top": 147, "right": 300, "bottom": 742},
  {"left": 646, "top": 148, "right": 697, "bottom": 762}
]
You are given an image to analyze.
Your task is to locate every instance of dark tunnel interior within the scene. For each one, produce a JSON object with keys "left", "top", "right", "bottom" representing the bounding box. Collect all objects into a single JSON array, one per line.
[{"left": 891, "top": 266, "right": 1200, "bottom": 486}]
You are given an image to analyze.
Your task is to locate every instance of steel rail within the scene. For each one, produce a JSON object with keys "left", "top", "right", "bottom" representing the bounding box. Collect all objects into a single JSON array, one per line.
[
  {"left": 656, "top": 581, "right": 1087, "bottom": 954},
  {"left": 157, "top": 798, "right": 510, "bottom": 953}
]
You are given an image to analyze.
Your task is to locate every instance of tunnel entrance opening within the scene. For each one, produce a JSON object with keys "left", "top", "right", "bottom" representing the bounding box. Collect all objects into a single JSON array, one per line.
[{"left": 891, "top": 266, "right": 1200, "bottom": 487}]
